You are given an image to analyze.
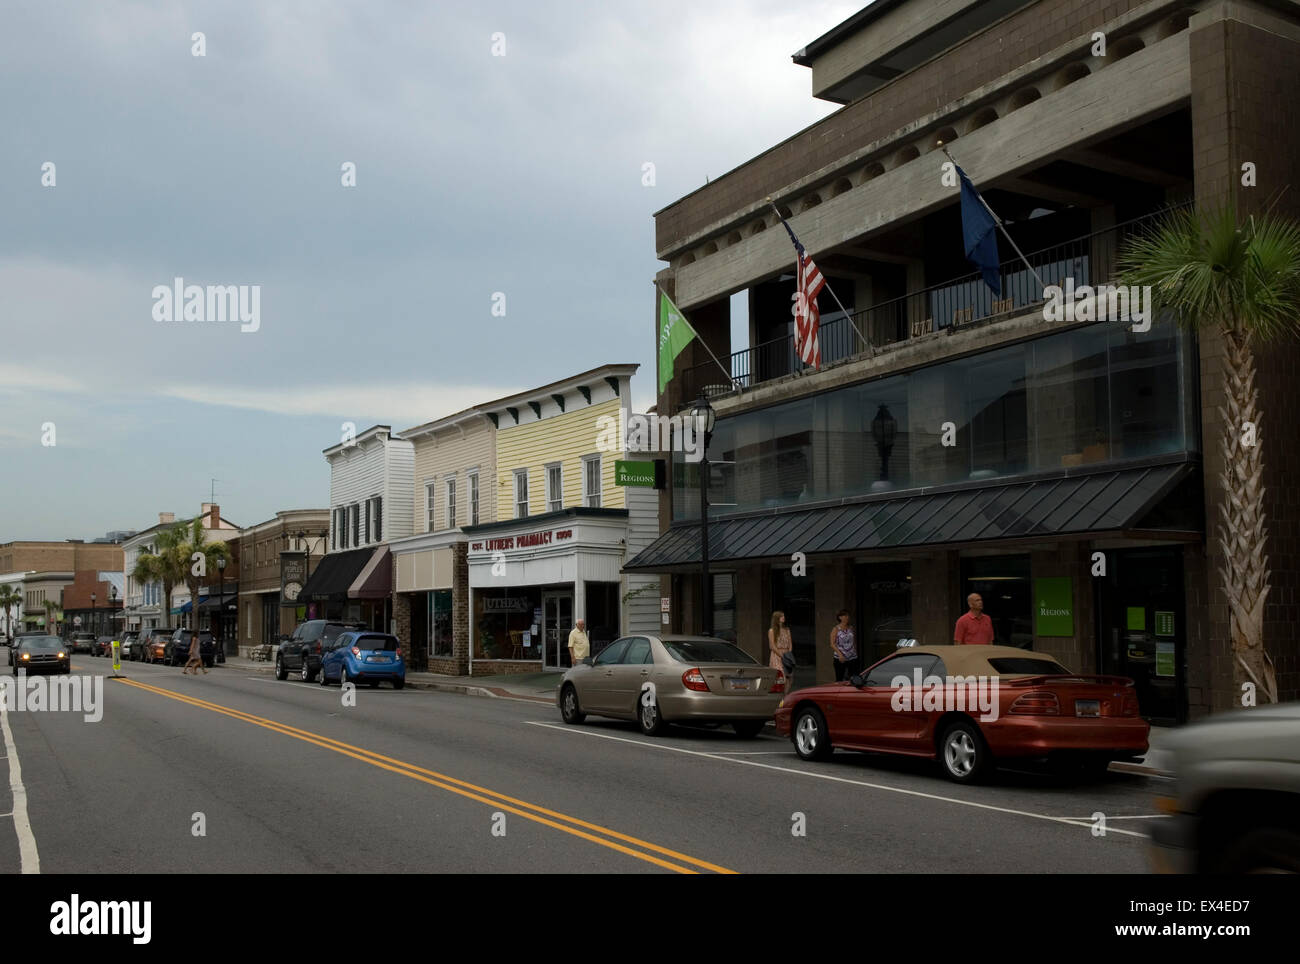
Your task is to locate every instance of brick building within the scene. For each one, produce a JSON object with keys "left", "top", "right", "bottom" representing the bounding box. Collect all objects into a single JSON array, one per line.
[
  {"left": 235, "top": 509, "right": 330, "bottom": 655},
  {"left": 628, "top": 0, "right": 1300, "bottom": 722}
]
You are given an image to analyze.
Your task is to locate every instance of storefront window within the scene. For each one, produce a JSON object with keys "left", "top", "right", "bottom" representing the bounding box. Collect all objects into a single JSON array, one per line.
[
  {"left": 771, "top": 566, "right": 816, "bottom": 673},
  {"left": 856, "top": 562, "right": 913, "bottom": 667},
  {"left": 583, "top": 582, "right": 621, "bottom": 652},
  {"left": 474, "top": 588, "right": 541, "bottom": 660},
  {"left": 961, "top": 555, "right": 1032, "bottom": 648},
  {"left": 711, "top": 572, "right": 736, "bottom": 645},
  {"left": 429, "top": 589, "right": 453, "bottom": 658}
]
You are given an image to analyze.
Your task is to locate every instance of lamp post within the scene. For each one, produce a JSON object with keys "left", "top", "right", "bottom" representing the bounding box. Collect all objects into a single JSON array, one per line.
[
  {"left": 91, "top": 592, "right": 96, "bottom": 637},
  {"left": 690, "top": 393, "right": 716, "bottom": 636},
  {"left": 110, "top": 584, "right": 117, "bottom": 636},
  {"left": 870, "top": 404, "right": 898, "bottom": 492},
  {"left": 217, "top": 556, "right": 227, "bottom": 659}
]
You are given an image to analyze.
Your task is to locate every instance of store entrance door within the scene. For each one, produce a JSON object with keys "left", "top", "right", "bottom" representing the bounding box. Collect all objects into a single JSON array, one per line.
[
  {"left": 543, "top": 592, "right": 574, "bottom": 670},
  {"left": 1095, "top": 547, "right": 1185, "bottom": 725}
]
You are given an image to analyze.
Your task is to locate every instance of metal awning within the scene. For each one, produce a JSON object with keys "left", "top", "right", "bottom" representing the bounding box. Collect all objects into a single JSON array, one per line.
[
  {"left": 299, "top": 546, "right": 377, "bottom": 603},
  {"left": 625, "top": 461, "right": 1198, "bottom": 571}
]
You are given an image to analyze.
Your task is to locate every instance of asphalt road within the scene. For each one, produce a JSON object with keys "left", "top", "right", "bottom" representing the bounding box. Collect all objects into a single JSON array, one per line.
[{"left": 1, "top": 653, "right": 1164, "bottom": 873}]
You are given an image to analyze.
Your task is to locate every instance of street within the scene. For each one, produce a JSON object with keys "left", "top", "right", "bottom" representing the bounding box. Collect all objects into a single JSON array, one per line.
[{"left": 1, "top": 655, "right": 1161, "bottom": 874}]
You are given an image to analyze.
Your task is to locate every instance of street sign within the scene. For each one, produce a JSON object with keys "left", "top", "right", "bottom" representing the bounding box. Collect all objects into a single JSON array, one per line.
[{"left": 615, "top": 460, "right": 656, "bottom": 487}]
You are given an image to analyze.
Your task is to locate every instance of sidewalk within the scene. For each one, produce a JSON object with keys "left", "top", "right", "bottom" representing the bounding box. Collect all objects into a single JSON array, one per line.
[
  {"left": 1110, "top": 724, "right": 1176, "bottom": 777},
  {"left": 220, "top": 654, "right": 564, "bottom": 704}
]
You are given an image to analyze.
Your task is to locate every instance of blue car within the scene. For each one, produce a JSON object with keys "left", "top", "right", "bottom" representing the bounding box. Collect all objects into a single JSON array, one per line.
[{"left": 319, "top": 631, "right": 406, "bottom": 690}]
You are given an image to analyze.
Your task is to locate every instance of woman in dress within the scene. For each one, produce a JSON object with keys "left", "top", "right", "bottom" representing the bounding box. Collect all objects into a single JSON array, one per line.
[
  {"left": 768, "top": 610, "right": 793, "bottom": 690},
  {"left": 830, "top": 609, "right": 860, "bottom": 681}
]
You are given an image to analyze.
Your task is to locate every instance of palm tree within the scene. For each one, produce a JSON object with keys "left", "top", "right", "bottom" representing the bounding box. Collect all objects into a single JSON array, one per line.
[
  {"left": 133, "top": 522, "right": 191, "bottom": 626},
  {"left": 43, "top": 599, "right": 62, "bottom": 634},
  {"left": 1119, "top": 205, "right": 1300, "bottom": 706},
  {"left": 174, "top": 516, "right": 230, "bottom": 631},
  {"left": 0, "top": 584, "right": 20, "bottom": 639}
]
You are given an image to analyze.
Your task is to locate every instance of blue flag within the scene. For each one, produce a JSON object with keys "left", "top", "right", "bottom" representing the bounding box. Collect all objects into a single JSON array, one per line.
[{"left": 957, "top": 166, "right": 1001, "bottom": 296}]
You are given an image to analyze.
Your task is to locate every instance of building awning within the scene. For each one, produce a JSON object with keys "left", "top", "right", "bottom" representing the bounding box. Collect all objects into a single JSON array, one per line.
[
  {"left": 171, "top": 601, "right": 192, "bottom": 615},
  {"left": 196, "top": 593, "right": 236, "bottom": 612},
  {"left": 625, "top": 461, "right": 1198, "bottom": 571},
  {"left": 299, "top": 546, "right": 379, "bottom": 603},
  {"left": 349, "top": 546, "right": 392, "bottom": 600}
]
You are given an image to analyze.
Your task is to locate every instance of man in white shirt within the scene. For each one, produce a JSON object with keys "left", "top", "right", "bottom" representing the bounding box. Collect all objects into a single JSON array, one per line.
[{"left": 567, "top": 619, "right": 589, "bottom": 667}]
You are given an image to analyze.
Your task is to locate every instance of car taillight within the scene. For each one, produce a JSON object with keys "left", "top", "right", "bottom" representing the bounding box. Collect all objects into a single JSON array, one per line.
[
  {"left": 772, "top": 671, "right": 786, "bottom": 694},
  {"left": 351, "top": 645, "right": 361, "bottom": 657},
  {"left": 681, "top": 668, "right": 709, "bottom": 692},
  {"left": 1009, "top": 690, "right": 1059, "bottom": 715},
  {"left": 1121, "top": 692, "right": 1139, "bottom": 717}
]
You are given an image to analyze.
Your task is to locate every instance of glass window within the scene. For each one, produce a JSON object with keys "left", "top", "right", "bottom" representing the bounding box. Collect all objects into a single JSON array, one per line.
[
  {"left": 446, "top": 479, "right": 456, "bottom": 529},
  {"left": 583, "top": 456, "right": 601, "bottom": 508},
  {"left": 594, "top": 638, "right": 629, "bottom": 665},
  {"left": 425, "top": 482, "right": 437, "bottom": 532},
  {"left": 988, "top": 656, "right": 1069, "bottom": 675},
  {"left": 514, "top": 470, "right": 529, "bottom": 518},
  {"left": 429, "top": 589, "right": 452, "bottom": 657},
  {"left": 546, "top": 463, "right": 563, "bottom": 512},
  {"left": 621, "top": 637, "right": 652, "bottom": 664},
  {"left": 711, "top": 573, "right": 736, "bottom": 645},
  {"left": 468, "top": 472, "right": 480, "bottom": 525},
  {"left": 350, "top": 504, "right": 360, "bottom": 546},
  {"left": 374, "top": 496, "right": 382, "bottom": 541},
  {"left": 962, "top": 555, "right": 1032, "bottom": 648},
  {"left": 661, "top": 638, "right": 757, "bottom": 664},
  {"left": 865, "top": 653, "right": 940, "bottom": 686}
]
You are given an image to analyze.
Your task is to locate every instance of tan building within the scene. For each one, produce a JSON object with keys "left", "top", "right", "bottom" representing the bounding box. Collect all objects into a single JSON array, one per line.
[
  {"left": 236, "top": 509, "right": 330, "bottom": 655},
  {"left": 0, "top": 541, "right": 122, "bottom": 578}
]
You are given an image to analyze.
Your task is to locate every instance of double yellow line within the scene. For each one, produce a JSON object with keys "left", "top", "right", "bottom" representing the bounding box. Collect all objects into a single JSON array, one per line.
[{"left": 112, "top": 677, "right": 735, "bottom": 874}]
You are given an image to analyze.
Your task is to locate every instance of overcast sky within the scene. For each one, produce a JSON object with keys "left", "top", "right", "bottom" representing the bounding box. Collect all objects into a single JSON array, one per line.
[{"left": 0, "top": 0, "right": 859, "bottom": 541}]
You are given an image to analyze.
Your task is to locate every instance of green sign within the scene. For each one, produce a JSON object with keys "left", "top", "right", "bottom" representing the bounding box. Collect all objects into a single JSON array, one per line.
[
  {"left": 615, "top": 460, "right": 656, "bottom": 487},
  {"left": 657, "top": 288, "right": 697, "bottom": 395},
  {"left": 1126, "top": 606, "right": 1145, "bottom": 631},
  {"left": 1156, "top": 641, "right": 1175, "bottom": 677},
  {"left": 1154, "top": 610, "right": 1174, "bottom": 637},
  {"left": 1034, "top": 578, "right": 1073, "bottom": 636}
]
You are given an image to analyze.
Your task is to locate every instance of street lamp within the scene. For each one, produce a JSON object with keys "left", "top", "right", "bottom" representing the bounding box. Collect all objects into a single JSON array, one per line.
[
  {"left": 689, "top": 393, "right": 716, "bottom": 636},
  {"left": 110, "top": 584, "right": 117, "bottom": 637},
  {"left": 217, "top": 556, "right": 227, "bottom": 660},
  {"left": 91, "top": 592, "right": 96, "bottom": 637},
  {"left": 871, "top": 404, "right": 898, "bottom": 491}
]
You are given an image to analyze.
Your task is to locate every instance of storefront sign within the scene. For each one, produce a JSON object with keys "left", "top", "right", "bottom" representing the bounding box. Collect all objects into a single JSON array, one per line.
[
  {"left": 1034, "top": 578, "right": 1073, "bottom": 636},
  {"left": 1126, "top": 606, "right": 1145, "bottom": 631},
  {"left": 1155, "top": 641, "right": 1176, "bottom": 677},
  {"left": 280, "top": 551, "right": 307, "bottom": 605},
  {"left": 482, "top": 596, "right": 532, "bottom": 613},
  {"left": 615, "top": 460, "right": 656, "bottom": 487},
  {"left": 660, "top": 597, "right": 670, "bottom": 613},
  {"left": 470, "top": 529, "right": 575, "bottom": 554},
  {"left": 1154, "top": 610, "right": 1174, "bottom": 637}
]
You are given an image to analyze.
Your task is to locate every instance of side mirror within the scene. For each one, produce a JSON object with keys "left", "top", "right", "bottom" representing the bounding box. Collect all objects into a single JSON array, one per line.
[
  {"left": 582, "top": 657, "right": 594, "bottom": 666},
  {"left": 849, "top": 674, "right": 866, "bottom": 688}
]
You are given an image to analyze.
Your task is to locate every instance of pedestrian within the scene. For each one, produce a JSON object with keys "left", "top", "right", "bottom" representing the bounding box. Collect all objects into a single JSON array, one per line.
[
  {"left": 830, "top": 609, "right": 860, "bottom": 681},
  {"left": 953, "top": 593, "right": 995, "bottom": 644},
  {"left": 567, "top": 618, "right": 589, "bottom": 667},
  {"left": 183, "top": 630, "right": 207, "bottom": 675},
  {"left": 768, "top": 611, "right": 794, "bottom": 689}
]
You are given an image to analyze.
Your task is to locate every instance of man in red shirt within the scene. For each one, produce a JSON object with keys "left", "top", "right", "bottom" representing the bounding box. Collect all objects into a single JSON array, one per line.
[{"left": 953, "top": 593, "right": 995, "bottom": 645}]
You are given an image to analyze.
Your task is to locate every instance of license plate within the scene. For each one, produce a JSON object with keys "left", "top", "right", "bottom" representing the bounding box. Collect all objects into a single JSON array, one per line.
[
  {"left": 726, "top": 677, "right": 750, "bottom": 691},
  {"left": 367, "top": 655, "right": 390, "bottom": 663},
  {"left": 1076, "top": 699, "right": 1101, "bottom": 717}
]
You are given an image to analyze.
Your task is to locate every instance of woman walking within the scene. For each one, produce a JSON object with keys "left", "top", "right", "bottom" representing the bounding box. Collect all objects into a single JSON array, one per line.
[
  {"left": 768, "top": 611, "right": 794, "bottom": 690},
  {"left": 830, "top": 609, "right": 860, "bottom": 681}
]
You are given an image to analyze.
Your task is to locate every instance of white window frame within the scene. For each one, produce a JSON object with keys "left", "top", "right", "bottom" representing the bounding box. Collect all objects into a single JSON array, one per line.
[
  {"left": 467, "top": 469, "right": 480, "bottom": 526},
  {"left": 545, "top": 462, "right": 563, "bottom": 513},
  {"left": 514, "top": 469, "right": 529, "bottom": 519},
  {"left": 445, "top": 476, "right": 457, "bottom": 529},
  {"left": 425, "top": 480, "right": 437, "bottom": 532},
  {"left": 582, "top": 454, "right": 601, "bottom": 508}
]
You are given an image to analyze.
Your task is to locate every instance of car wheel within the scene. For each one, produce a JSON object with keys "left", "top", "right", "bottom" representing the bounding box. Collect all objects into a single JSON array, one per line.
[
  {"left": 939, "top": 720, "right": 991, "bottom": 783},
  {"left": 793, "top": 707, "right": 831, "bottom": 761},
  {"left": 300, "top": 660, "right": 312, "bottom": 682},
  {"left": 638, "top": 690, "right": 667, "bottom": 736},
  {"left": 275, "top": 657, "right": 287, "bottom": 681},
  {"left": 392, "top": 678, "right": 405, "bottom": 690},
  {"left": 319, "top": 663, "right": 330, "bottom": 686},
  {"left": 560, "top": 684, "right": 586, "bottom": 724},
  {"left": 1215, "top": 828, "right": 1300, "bottom": 873},
  {"left": 732, "top": 720, "right": 765, "bottom": 739}
]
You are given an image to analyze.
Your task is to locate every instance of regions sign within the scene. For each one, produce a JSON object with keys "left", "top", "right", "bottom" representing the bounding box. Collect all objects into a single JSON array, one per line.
[
  {"left": 1034, "top": 577, "right": 1073, "bottom": 637},
  {"left": 615, "top": 460, "right": 656, "bottom": 487}
]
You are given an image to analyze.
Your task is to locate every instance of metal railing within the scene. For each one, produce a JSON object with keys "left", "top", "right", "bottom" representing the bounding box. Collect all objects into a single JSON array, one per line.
[{"left": 684, "top": 203, "right": 1189, "bottom": 398}]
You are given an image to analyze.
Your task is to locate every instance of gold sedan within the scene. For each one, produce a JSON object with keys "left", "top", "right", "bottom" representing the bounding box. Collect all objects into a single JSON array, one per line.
[{"left": 557, "top": 635, "right": 785, "bottom": 738}]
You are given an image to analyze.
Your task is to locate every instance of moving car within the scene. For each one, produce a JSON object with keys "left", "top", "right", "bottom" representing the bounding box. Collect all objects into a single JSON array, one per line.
[
  {"left": 12, "top": 635, "right": 70, "bottom": 675},
  {"left": 557, "top": 634, "right": 784, "bottom": 738},
  {"left": 276, "top": 620, "right": 362, "bottom": 682},
  {"left": 70, "top": 632, "right": 97, "bottom": 654},
  {"left": 774, "top": 645, "right": 1148, "bottom": 782},
  {"left": 136, "top": 627, "right": 175, "bottom": 663},
  {"left": 1149, "top": 703, "right": 1300, "bottom": 873},
  {"left": 166, "top": 629, "right": 215, "bottom": 667},
  {"left": 319, "top": 631, "right": 405, "bottom": 689},
  {"left": 94, "top": 635, "right": 116, "bottom": 657},
  {"left": 120, "top": 631, "right": 139, "bottom": 660}
]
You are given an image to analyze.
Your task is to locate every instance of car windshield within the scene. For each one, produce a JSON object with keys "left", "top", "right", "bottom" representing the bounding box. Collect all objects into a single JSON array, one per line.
[
  {"left": 987, "top": 657, "right": 1071, "bottom": 676},
  {"left": 661, "top": 639, "right": 757, "bottom": 664},
  {"left": 352, "top": 634, "right": 398, "bottom": 652},
  {"left": 323, "top": 623, "right": 361, "bottom": 642},
  {"left": 26, "top": 638, "right": 63, "bottom": 651}
]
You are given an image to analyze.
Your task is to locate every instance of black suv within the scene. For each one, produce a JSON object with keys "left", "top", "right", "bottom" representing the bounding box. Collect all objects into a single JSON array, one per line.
[
  {"left": 277, "top": 621, "right": 362, "bottom": 682},
  {"left": 166, "top": 629, "right": 215, "bottom": 667}
]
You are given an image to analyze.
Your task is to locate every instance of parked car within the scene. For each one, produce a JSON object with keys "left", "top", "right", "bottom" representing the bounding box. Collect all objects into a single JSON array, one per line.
[
  {"left": 136, "top": 627, "right": 175, "bottom": 663},
  {"left": 558, "top": 635, "right": 784, "bottom": 738},
  {"left": 319, "top": 631, "right": 406, "bottom": 689},
  {"left": 93, "top": 635, "right": 116, "bottom": 657},
  {"left": 9, "top": 630, "right": 46, "bottom": 660},
  {"left": 13, "top": 635, "right": 70, "bottom": 675},
  {"left": 276, "top": 620, "right": 363, "bottom": 682},
  {"left": 1149, "top": 703, "right": 1300, "bottom": 873},
  {"left": 773, "top": 645, "right": 1149, "bottom": 783},
  {"left": 120, "top": 631, "right": 139, "bottom": 660},
  {"left": 70, "top": 632, "right": 97, "bottom": 655},
  {"left": 166, "top": 629, "right": 215, "bottom": 667}
]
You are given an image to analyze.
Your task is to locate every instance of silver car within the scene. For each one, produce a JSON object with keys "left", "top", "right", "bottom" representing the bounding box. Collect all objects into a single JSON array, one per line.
[{"left": 557, "top": 634, "right": 783, "bottom": 738}]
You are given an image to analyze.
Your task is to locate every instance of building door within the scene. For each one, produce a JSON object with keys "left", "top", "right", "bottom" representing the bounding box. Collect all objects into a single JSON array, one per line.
[
  {"left": 543, "top": 592, "right": 574, "bottom": 670},
  {"left": 771, "top": 565, "right": 816, "bottom": 681},
  {"left": 1096, "top": 547, "right": 1185, "bottom": 725}
]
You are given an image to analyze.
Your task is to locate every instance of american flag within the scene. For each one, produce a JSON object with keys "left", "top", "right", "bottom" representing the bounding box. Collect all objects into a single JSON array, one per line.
[{"left": 779, "top": 218, "right": 824, "bottom": 369}]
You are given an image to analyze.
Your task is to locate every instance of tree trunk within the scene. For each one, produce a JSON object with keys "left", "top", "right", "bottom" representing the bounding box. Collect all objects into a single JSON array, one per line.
[{"left": 1217, "top": 327, "right": 1276, "bottom": 704}]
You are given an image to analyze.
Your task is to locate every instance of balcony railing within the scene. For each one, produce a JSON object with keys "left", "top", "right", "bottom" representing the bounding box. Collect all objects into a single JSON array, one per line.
[{"left": 684, "top": 203, "right": 1190, "bottom": 398}]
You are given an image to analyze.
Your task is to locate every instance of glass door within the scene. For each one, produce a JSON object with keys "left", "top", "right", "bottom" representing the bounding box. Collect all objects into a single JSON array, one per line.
[{"left": 543, "top": 593, "right": 574, "bottom": 670}]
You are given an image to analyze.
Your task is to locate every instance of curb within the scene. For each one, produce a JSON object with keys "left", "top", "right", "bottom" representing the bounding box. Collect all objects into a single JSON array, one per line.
[{"left": 221, "top": 661, "right": 556, "bottom": 703}]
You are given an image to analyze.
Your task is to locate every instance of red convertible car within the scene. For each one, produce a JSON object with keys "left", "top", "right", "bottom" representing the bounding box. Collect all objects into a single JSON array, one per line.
[{"left": 773, "top": 645, "right": 1149, "bottom": 782}]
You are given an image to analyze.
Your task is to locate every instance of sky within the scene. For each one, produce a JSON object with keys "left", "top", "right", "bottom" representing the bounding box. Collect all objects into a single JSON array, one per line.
[{"left": 0, "top": 0, "right": 860, "bottom": 540}]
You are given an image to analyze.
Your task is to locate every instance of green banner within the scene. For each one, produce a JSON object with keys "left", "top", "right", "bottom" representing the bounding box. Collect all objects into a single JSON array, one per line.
[
  {"left": 615, "top": 460, "right": 656, "bottom": 487},
  {"left": 1034, "top": 577, "right": 1073, "bottom": 636},
  {"left": 657, "top": 288, "right": 696, "bottom": 395}
]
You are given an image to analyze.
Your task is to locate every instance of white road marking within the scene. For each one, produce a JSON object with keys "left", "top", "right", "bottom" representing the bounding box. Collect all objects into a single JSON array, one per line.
[
  {"left": 0, "top": 699, "right": 41, "bottom": 872},
  {"left": 525, "top": 722, "right": 1150, "bottom": 839}
]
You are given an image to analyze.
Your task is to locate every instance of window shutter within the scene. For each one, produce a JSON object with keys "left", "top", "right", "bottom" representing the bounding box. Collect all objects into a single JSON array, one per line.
[{"left": 376, "top": 496, "right": 383, "bottom": 541}]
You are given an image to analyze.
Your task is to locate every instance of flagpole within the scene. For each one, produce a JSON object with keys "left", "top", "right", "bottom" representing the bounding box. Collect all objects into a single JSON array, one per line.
[
  {"left": 939, "top": 144, "right": 1047, "bottom": 294},
  {"left": 656, "top": 283, "right": 737, "bottom": 389},
  {"left": 766, "top": 199, "right": 874, "bottom": 358}
]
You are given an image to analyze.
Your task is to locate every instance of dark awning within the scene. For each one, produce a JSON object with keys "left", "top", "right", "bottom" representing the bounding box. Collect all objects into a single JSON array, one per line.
[
  {"left": 300, "top": 547, "right": 376, "bottom": 603},
  {"left": 625, "top": 461, "right": 1198, "bottom": 572},
  {"left": 349, "top": 546, "right": 392, "bottom": 600}
]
